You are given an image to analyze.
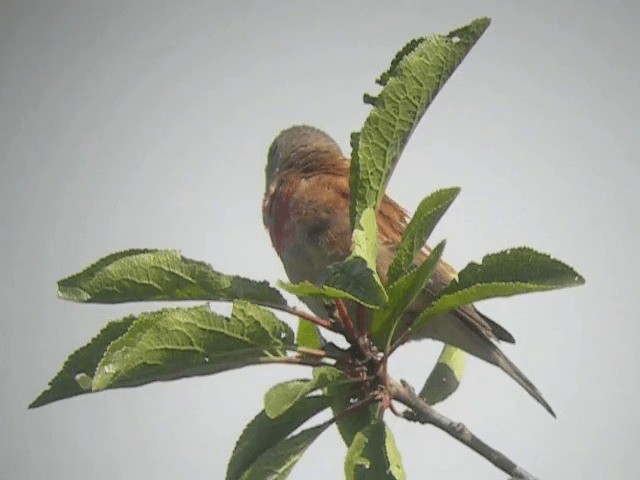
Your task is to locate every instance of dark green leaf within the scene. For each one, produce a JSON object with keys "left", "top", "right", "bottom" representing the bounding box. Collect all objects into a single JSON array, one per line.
[
  {"left": 58, "top": 249, "right": 287, "bottom": 306},
  {"left": 92, "top": 302, "right": 291, "bottom": 391},
  {"left": 326, "top": 257, "right": 388, "bottom": 308},
  {"left": 344, "top": 421, "right": 405, "bottom": 480},
  {"left": 371, "top": 241, "right": 446, "bottom": 348},
  {"left": 29, "top": 315, "right": 135, "bottom": 408},
  {"left": 264, "top": 367, "right": 346, "bottom": 419},
  {"left": 410, "top": 247, "right": 585, "bottom": 335},
  {"left": 227, "top": 396, "right": 329, "bottom": 480},
  {"left": 326, "top": 382, "right": 378, "bottom": 446},
  {"left": 349, "top": 18, "right": 490, "bottom": 228},
  {"left": 239, "top": 423, "right": 331, "bottom": 480},
  {"left": 387, "top": 188, "right": 460, "bottom": 284}
]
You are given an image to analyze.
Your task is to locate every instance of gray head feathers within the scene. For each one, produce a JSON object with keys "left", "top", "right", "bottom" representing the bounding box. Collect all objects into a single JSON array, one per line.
[{"left": 265, "top": 125, "right": 343, "bottom": 190}]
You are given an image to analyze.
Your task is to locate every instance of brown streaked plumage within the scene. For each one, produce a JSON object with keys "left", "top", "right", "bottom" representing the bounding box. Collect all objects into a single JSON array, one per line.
[{"left": 263, "top": 125, "right": 554, "bottom": 416}]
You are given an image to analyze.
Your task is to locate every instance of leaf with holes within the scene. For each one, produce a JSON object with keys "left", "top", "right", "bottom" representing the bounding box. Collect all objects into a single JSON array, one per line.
[{"left": 349, "top": 18, "right": 490, "bottom": 228}]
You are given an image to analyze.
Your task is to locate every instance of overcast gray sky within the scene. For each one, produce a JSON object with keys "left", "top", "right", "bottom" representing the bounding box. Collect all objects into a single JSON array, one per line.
[{"left": 2, "top": 1, "right": 638, "bottom": 479}]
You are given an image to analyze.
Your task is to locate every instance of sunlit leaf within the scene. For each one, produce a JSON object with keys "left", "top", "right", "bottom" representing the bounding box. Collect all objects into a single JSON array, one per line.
[
  {"left": 92, "top": 302, "right": 291, "bottom": 391},
  {"left": 58, "top": 249, "right": 287, "bottom": 306},
  {"left": 410, "top": 247, "right": 585, "bottom": 336},
  {"left": 264, "top": 367, "right": 346, "bottom": 419},
  {"left": 295, "top": 319, "right": 323, "bottom": 349},
  {"left": 349, "top": 18, "right": 490, "bottom": 228},
  {"left": 387, "top": 188, "right": 459, "bottom": 284},
  {"left": 371, "top": 241, "right": 445, "bottom": 348},
  {"left": 29, "top": 315, "right": 135, "bottom": 408}
]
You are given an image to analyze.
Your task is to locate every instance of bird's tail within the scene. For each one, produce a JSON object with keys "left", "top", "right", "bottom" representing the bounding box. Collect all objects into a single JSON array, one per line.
[
  {"left": 492, "top": 345, "right": 555, "bottom": 417},
  {"left": 419, "top": 313, "right": 555, "bottom": 417}
]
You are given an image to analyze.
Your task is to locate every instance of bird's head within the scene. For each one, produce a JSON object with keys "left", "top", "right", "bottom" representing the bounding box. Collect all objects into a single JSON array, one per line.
[{"left": 265, "top": 125, "right": 343, "bottom": 191}]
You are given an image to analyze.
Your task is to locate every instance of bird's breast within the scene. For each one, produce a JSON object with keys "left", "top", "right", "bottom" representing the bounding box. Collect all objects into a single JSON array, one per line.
[{"left": 269, "top": 189, "right": 294, "bottom": 257}]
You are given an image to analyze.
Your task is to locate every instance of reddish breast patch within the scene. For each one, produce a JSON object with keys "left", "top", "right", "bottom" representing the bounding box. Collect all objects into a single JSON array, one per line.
[{"left": 270, "top": 188, "right": 295, "bottom": 256}]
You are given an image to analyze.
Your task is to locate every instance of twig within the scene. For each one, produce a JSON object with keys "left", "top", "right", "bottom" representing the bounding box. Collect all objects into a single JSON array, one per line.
[
  {"left": 290, "top": 345, "right": 349, "bottom": 362},
  {"left": 390, "top": 379, "right": 539, "bottom": 480},
  {"left": 263, "top": 302, "right": 338, "bottom": 332},
  {"left": 335, "top": 299, "right": 359, "bottom": 339},
  {"left": 260, "top": 356, "right": 329, "bottom": 368}
]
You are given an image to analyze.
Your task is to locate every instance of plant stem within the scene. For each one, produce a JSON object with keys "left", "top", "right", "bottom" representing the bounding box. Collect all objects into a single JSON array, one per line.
[
  {"left": 335, "top": 299, "right": 358, "bottom": 339},
  {"left": 288, "top": 345, "right": 349, "bottom": 362},
  {"left": 389, "top": 379, "right": 539, "bottom": 480},
  {"left": 263, "top": 302, "right": 338, "bottom": 332},
  {"left": 260, "top": 356, "right": 329, "bottom": 368}
]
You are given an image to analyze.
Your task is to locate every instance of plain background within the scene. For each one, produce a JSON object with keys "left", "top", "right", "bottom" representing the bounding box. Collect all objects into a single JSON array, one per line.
[{"left": 2, "top": 1, "right": 638, "bottom": 479}]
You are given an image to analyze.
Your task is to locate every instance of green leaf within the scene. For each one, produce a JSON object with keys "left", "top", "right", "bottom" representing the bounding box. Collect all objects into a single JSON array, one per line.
[
  {"left": 29, "top": 315, "right": 136, "bottom": 408},
  {"left": 350, "top": 207, "right": 379, "bottom": 272},
  {"left": 239, "top": 423, "right": 331, "bottom": 480},
  {"left": 264, "top": 366, "right": 346, "bottom": 419},
  {"left": 349, "top": 18, "right": 490, "bottom": 228},
  {"left": 384, "top": 424, "right": 405, "bottom": 480},
  {"left": 327, "top": 207, "right": 388, "bottom": 308},
  {"left": 227, "top": 396, "right": 329, "bottom": 480},
  {"left": 278, "top": 281, "right": 374, "bottom": 307},
  {"left": 371, "top": 241, "right": 446, "bottom": 348},
  {"left": 344, "top": 421, "right": 406, "bottom": 480},
  {"left": 232, "top": 300, "right": 294, "bottom": 346},
  {"left": 295, "top": 319, "right": 323, "bottom": 349},
  {"left": 419, "top": 344, "right": 466, "bottom": 405},
  {"left": 387, "top": 188, "right": 460, "bottom": 284},
  {"left": 92, "top": 302, "right": 291, "bottom": 391},
  {"left": 264, "top": 380, "right": 312, "bottom": 419},
  {"left": 410, "top": 247, "right": 586, "bottom": 335},
  {"left": 325, "top": 257, "right": 388, "bottom": 308},
  {"left": 58, "top": 249, "right": 287, "bottom": 306}
]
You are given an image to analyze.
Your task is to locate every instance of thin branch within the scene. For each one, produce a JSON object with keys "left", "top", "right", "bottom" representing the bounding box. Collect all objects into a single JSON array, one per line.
[
  {"left": 259, "top": 356, "right": 330, "bottom": 368},
  {"left": 336, "top": 298, "right": 358, "bottom": 339},
  {"left": 262, "top": 302, "right": 338, "bottom": 332},
  {"left": 288, "top": 345, "right": 349, "bottom": 362},
  {"left": 389, "top": 379, "right": 539, "bottom": 480}
]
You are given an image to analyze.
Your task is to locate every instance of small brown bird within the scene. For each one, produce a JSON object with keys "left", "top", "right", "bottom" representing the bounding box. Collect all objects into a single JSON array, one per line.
[{"left": 263, "top": 125, "right": 554, "bottom": 416}]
